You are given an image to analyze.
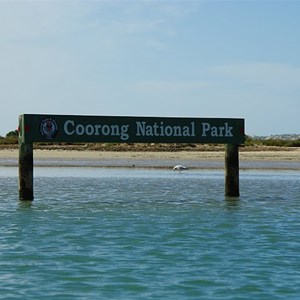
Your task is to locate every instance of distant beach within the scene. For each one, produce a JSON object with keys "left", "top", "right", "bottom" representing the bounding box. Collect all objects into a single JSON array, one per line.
[{"left": 1, "top": 148, "right": 300, "bottom": 169}]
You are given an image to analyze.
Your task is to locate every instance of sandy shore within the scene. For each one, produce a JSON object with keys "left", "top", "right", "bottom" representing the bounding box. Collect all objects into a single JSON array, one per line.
[
  {"left": 1, "top": 148, "right": 300, "bottom": 160},
  {"left": 1, "top": 148, "right": 300, "bottom": 169}
]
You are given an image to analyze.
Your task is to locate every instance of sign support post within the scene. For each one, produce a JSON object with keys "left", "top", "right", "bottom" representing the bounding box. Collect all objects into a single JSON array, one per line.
[
  {"left": 18, "top": 114, "right": 34, "bottom": 201},
  {"left": 19, "top": 141, "right": 34, "bottom": 201},
  {"left": 225, "top": 144, "right": 239, "bottom": 197}
]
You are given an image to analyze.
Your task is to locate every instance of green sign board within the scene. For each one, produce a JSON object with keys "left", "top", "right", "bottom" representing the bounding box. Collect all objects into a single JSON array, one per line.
[{"left": 19, "top": 114, "right": 245, "bottom": 144}]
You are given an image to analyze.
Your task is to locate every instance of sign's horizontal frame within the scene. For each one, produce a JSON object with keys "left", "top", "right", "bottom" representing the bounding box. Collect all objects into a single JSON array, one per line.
[{"left": 19, "top": 114, "right": 245, "bottom": 144}]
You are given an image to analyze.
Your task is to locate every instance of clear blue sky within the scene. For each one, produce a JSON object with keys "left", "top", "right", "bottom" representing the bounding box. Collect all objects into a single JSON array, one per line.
[{"left": 1, "top": 0, "right": 299, "bottom": 136}]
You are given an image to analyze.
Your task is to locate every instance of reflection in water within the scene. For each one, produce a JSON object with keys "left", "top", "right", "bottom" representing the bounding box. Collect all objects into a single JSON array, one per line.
[
  {"left": 224, "top": 197, "right": 241, "bottom": 211},
  {"left": 18, "top": 201, "right": 33, "bottom": 210}
]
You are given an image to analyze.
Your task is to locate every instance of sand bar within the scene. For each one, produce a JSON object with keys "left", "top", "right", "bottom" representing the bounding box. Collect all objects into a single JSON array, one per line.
[{"left": 1, "top": 149, "right": 300, "bottom": 169}]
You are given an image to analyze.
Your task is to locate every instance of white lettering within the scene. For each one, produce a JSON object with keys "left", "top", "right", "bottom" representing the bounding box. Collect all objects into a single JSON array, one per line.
[
  {"left": 101, "top": 125, "right": 110, "bottom": 136},
  {"left": 158, "top": 122, "right": 164, "bottom": 136},
  {"left": 110, "top": 124, "right": 119, "bottom": 136},
  {"left": 201, "top": 122, "right": 234, "bottom": 137},
  {"left": 165, "top": 126, "right": 173, "bottom": 136},
  {"left": 85, "top": 124, "right": 94, "bottom": 135},
  {"left": 120, "top": 125, "right": 129, "bottom": 141},
  {"left": 202, "top": 123, "right": 210, "bottom": 137},
  {"left": 146, "top": 125, "right": 154, "bottom": 136},
  {"left": 173, "top": 126, "right": 182, "bottom": 136},
  {"left": 191, "top": 122, "right": 195, "bottom": 136},
  {"left": 225, "top": 122, "right": 233, "bottom": 137},
  {"left": 64, "top": 120, "right": 75, "bottom": 135},
  {"left": 76, "top": 124, "right": 85, "bottom": 135},
  {"left": 63, "top": 120, "right": 130, "bottom": 141},
  {"left": 211, "top": 126, "right": 218, "bottom": 137},
  {"left": 94, "top": 124, "right": 101, "bottom": 135},
  {"left": 136, "top": 121, "right": 196, "bottom": 138},
  {"left": 136, "top": 121, "right": 146, "bottom": 136}
]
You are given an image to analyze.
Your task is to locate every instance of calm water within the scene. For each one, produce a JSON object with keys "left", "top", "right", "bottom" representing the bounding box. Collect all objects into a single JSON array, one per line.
[{"left": 1, "top": 167, "right": 300, "bottom": 299}]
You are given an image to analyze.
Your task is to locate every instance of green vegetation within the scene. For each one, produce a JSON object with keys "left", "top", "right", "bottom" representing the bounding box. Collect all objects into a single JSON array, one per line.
[
  {"left": 245, "top": 135, "right": 300, "bottom": 147},
  {"left": 0, "top": 130, "right": 18, "bottom": 144}
]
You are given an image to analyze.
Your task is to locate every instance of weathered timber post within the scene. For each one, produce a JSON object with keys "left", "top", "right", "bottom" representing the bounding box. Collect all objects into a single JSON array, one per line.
[
  {"left": 18, "top": 114, "right": 34, "bottom": 200},
  {"left": 225, "top": 144, "right": 240, "bottom": 197},
  {"left": 19, "top": 141, "right": 34, "bottom": 200}
]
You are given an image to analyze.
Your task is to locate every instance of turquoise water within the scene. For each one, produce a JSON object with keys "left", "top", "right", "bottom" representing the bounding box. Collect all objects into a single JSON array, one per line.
[{"left": 1, "top": 167, "right": 300, "bottom": 299}]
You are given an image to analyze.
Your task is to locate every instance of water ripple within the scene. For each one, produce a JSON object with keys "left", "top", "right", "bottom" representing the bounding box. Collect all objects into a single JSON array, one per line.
[{"left": 0, "top": 169, "right": 299, "bottom": 299}]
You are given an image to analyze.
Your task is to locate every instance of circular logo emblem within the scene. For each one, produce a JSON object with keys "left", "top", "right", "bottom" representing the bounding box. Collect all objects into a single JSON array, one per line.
[{"left": 40, "top": 117, "right": 58, "bottom": 140}]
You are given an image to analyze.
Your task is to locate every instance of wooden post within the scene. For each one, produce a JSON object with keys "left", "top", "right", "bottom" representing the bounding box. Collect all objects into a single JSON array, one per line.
[
  {"left": 19, "top": 142, "right": 34, "bottom": 201},
  {"left": 225, "top": 144, "right": 239, "bottom": 197}
]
